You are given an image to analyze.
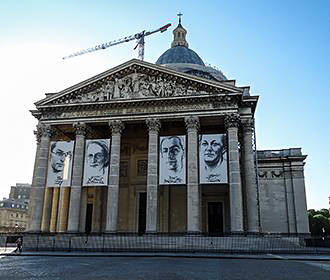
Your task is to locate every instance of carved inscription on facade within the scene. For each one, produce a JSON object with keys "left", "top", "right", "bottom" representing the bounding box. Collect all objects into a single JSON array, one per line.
[{"left": 42, "top": 102, "right": 222, "bottom": 120}]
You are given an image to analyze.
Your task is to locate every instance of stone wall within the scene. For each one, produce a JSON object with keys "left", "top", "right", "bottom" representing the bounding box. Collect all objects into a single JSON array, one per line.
[{"left": 257, "top": 148, "right": 310, "bottom": 235}]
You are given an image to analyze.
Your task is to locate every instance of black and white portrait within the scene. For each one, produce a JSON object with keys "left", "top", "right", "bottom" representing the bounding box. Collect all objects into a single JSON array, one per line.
[
  {"left": 83, "top": 139, "right": 110, "bottom": 186},
  {"left": 199, "top": 134, "right": 228, "bottom": 183},
  {"left": 159, "top": 135, "right": 186, "bottom": 184},
  {"left": 47, "top": 141, "right": 74, "bottom": 187}
]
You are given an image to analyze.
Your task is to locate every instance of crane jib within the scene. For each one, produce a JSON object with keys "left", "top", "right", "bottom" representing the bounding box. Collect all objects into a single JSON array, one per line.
[{"left": 62, "top": 23, "right": 172, "bottom": 60}]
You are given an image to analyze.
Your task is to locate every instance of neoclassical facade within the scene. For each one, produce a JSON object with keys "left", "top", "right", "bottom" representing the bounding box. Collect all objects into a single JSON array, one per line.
[{"left": 28, "top": 22, "right": 309, "bottom": 235}]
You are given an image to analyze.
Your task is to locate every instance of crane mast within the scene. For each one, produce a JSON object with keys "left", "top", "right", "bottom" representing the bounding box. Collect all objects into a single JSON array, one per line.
[{"left": 62, "top": 23, "right": 171, "bottom": 60}]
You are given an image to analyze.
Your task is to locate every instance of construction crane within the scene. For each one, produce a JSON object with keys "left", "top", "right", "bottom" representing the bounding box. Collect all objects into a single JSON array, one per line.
[{"left": 62, "top": 23, "right": 171, "bottom": 61}]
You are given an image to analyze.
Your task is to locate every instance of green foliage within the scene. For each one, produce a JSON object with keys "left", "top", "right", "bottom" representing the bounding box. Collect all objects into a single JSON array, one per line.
[
  {"left": 308, "top": 209, "right": 330, "bottom": 236},
  {"left": 319, "top": 208, "right": 330, "bottom": 218}
]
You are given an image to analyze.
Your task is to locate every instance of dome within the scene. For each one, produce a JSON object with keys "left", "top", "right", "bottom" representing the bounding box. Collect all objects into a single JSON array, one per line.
[
  {"left": 156, "top": 46, "right": 205, "bottom": 66},
  {"left": 155, "top": 18, "right": 227, "bottom": 82}
]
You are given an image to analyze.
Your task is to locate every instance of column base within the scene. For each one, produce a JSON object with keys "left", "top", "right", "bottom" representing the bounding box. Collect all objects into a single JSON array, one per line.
[
  {"left": 230, "top": 231, "right": 245, "bottom": 236},
  {"left": 186, "top": 231, "right": 201, "bottom": 236},
  {"left": 25, "top": 230, "right": 42, "bottom": 234},
  {"left": 104, "top": 231, "right": 118, "bottom": 234},
  {"left": 246, "top": 231, "right": 262, "bottom": 236},
  {"left": 66, "top": 230, "right": 79, "bottom": 234},
  {"left": 145, "top": 231, "right": 158, "bottom": 235}
]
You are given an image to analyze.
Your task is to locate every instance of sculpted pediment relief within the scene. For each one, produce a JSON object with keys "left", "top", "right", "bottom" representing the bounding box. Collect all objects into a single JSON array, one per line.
[
  {"left": 37, "top": 60, "right": 241, "bottom": 107},
  {"left": 49, "top": 73, "right": 212, "bottom": 106}
]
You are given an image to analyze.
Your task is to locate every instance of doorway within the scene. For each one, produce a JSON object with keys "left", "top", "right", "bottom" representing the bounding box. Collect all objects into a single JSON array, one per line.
[
  {"left": 138, "top": 192, "right": 147, "bottom": 235},
  {"left": 208, "top": 202, "right": 223, "bottom": 235},
  {"left": 85, "top": 203, "right": 93, "bottom": 234}
]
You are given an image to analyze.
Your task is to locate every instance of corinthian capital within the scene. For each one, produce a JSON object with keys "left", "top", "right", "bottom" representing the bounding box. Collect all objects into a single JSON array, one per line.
[
  {"left": 184, "top": 116, "right": 200, "bottom": 131},
  {"left": 224, "top": 113, "right": 241, "bottom": 129},
  {"left": 109, "top": 120, "right": 125, "bottom": 135},
  {"left": 146, "top": 118, "right": 161, "bottom": 133},
  {"left": 33, "top": 129, "right": 42, "bottom": 144},
  {"left": 35, "top": 124, "right": 54, "bottom": 142},
  {"left": 73, "top": 122, "right": 87, "bottom": 136},
  {"left": 242, "top": 118, "right": 255, "bottom": 132}
]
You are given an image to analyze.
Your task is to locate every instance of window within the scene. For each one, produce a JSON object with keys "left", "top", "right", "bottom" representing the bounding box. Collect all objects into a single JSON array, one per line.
[{"left": 11, "top": 204, "right": 14, "bottom": 208}]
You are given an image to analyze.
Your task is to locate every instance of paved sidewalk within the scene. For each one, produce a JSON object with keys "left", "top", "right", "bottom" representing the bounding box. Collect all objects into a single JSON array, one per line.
[{"left": 1, "top": 248, "right": 330, "bottom": 261}]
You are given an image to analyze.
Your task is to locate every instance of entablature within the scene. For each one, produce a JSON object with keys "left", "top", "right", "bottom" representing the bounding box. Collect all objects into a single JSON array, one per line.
[{"left": 32, "top": 94, "right": 241, "bottom": 122}]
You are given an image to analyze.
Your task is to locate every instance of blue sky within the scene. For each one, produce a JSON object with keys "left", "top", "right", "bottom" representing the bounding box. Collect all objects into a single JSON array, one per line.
[{"left": 0, "top": 0, "right": 329, "bottom": 209}]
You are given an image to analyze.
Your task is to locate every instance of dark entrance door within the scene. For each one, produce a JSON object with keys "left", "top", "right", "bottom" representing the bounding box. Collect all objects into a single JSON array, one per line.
[
  {"left": 138, "top": 192, "right": 147, "bottom": 235},
  {"left": 208, "top": 202, "right": 223, "bottom": 235},
  {"left": 85, "top": 203, "right": 93, "bottom": 234}
]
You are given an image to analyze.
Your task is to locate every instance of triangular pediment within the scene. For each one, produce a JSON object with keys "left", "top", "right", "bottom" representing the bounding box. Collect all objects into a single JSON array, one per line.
[{"left": 36, "top": 59, "right": 243, "bottom": 107}]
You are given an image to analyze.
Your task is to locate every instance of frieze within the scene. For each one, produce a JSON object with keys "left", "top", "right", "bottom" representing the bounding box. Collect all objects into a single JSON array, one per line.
[{"left": 49, "top": 72, "right": 217, "bottom": 105}]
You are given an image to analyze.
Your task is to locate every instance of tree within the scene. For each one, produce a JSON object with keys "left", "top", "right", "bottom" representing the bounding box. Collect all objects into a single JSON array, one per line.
[{"left": 308, "top": 209, "right": 330, "bottom": 236}]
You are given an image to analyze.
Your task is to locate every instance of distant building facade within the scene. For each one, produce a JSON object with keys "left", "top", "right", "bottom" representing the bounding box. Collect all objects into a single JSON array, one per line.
[
  {"left": 28, "top": 21, "right": 309, "bottom": 235},
  {"left": 0, "top": 183, "right": 31, "bottom": 232}
]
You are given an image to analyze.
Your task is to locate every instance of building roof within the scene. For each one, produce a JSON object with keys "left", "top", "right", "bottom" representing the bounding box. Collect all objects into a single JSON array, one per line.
[
  {"left": 155, "top": 20, "right": 227, "bottom": 82},
  {"left": 156, "top": 46, "right": 205, "bottom": 66}
]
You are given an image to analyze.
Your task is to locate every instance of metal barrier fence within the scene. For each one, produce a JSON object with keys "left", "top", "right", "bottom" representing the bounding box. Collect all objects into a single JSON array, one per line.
[{"left": 1, "top": 232, "right": 330, "bottom": 254}]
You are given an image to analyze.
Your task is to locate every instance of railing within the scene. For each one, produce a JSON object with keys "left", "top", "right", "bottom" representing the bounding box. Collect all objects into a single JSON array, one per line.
[{"left": 1, "top": 232, "right": 329, "bottom": 254}]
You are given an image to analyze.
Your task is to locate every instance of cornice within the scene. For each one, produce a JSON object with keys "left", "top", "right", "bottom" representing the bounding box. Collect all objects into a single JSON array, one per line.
[
  {"left": 33, "top": 94, "right": 241, "bottom": 121},
  {"left": 36, "top": 93, "right": 240, "bottom": 113}
]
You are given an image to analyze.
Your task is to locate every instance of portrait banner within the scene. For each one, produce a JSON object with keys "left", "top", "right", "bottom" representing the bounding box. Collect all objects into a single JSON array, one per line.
[
  {"left": 159, "top": 135, "right": 186, "bottom": 185},
  {"left": 47, "top": 141, "right": 74, "bottom": 187},
  {"left": 199, "top": 134, "right": 228, "bottom": 184},
  {"left": 83, "top": 139, "right": 110, "bottom": 186}
]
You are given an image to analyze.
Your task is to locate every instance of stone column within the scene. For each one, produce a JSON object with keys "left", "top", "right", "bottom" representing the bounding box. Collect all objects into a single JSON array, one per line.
[
  {"left": 225, "top": 113, "right": 244, "bottom": 233},
  {"left": 50, "top": 187, "right": 59, "bottom": 232},
  {"left": 242, "top": 118, "right": 259, "bottom": 233},
  {"left": 57, "top": 187, "right": 70, "bottom": 232},
  {"left": 145, "top": 118, "right": 161, "bottom": 233},
  {"left": 185, "top": 116, "right": 201, "bottom": 233},
  {"left": 105, "top": 120, "right": 124, "bottom": 232},
  {"left": 67, "top": 122, "right": 87, "bottom": 232},
  {"left": 41, "top": 187, "right": 53, "bottom": 232},
  {"left": 79, "top": 187, "right": 88, "bottom": 232},
  {"left": 29, "top": 124, "right": 53, "bottom": 232}
]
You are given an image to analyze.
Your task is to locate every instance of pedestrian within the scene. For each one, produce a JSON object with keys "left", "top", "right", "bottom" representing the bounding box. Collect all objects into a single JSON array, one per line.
[{"left": 14, "top": 237, "right": 22, "bottom": 254}]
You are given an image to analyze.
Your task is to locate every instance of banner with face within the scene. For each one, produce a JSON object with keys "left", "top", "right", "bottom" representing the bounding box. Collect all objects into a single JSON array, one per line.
[
  {"left": 47, "top": 141, "right": 74, "bottom": 187},
  {"left": 159, "top": 135, "right": 186, "bottom": 185},
  {"left": 83, "top": 139, "right": 110, "bottom": 186},
  {"left": 199, "top": 134, "right": 228, "bottom": 184}
]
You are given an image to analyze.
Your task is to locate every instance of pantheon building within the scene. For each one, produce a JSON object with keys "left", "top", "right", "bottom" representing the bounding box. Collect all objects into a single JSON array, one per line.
[{"left": 28, "top": 21, "right": 310, "bottom": 236}]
